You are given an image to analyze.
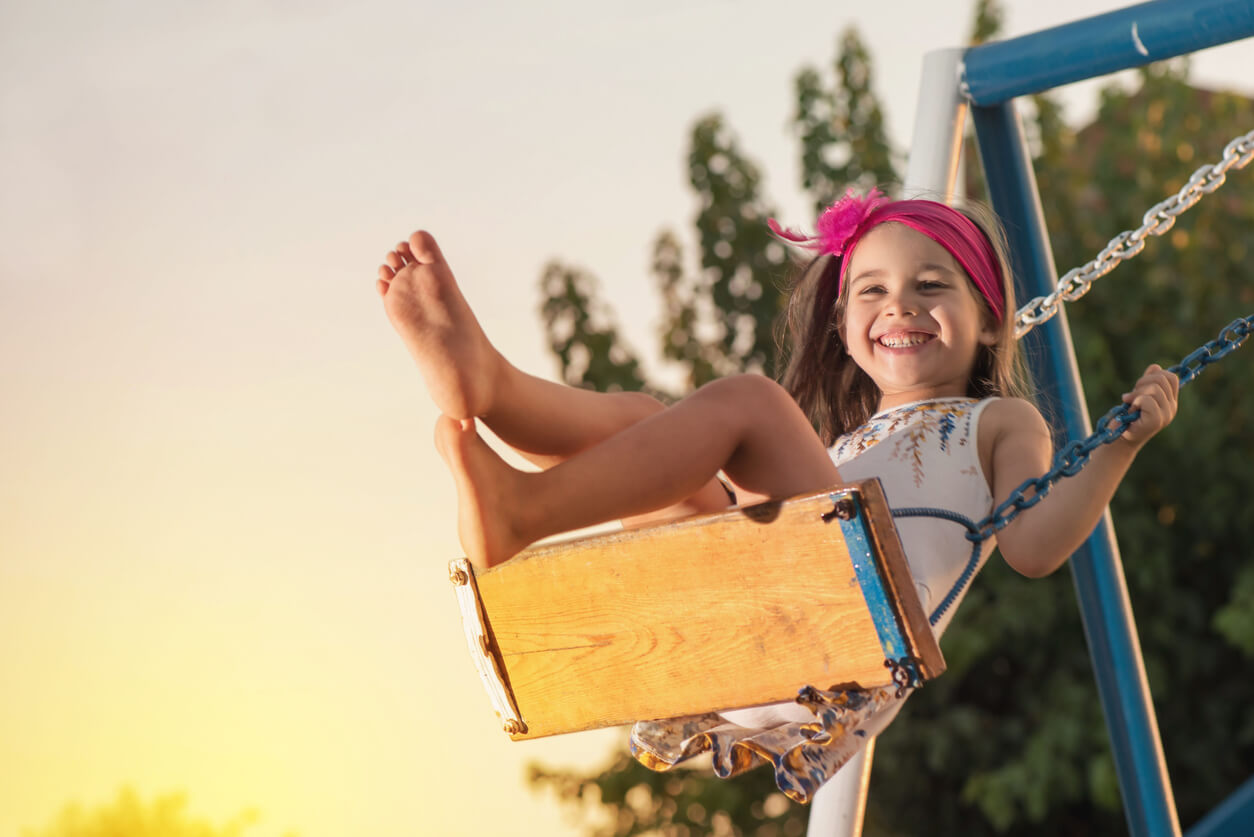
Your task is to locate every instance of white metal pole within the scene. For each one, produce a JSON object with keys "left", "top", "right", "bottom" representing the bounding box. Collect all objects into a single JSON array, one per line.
[{"left": 904, "top": 47, "right": 969, "bottom": 199}]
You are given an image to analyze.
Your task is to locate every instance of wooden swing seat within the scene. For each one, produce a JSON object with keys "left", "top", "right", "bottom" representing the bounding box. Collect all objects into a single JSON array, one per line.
[{"left": 449, "top": 478, "right": 943, "bottom": 741}]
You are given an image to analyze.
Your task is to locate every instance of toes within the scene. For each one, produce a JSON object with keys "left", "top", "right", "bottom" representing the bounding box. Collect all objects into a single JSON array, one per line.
[
  {"left": 397, "top": 240, "right": 414, "bottom": 263},
  {"left": 375, "top": 277, "right": 390, "bottom": 298},
  {"left": 378, "top": 263, "right": 395, "bottom": 280},
  {"left": 409, "top": 230, "right": 444, "bottom": 265},
  {"left": 385, "top": 251, "right": 405, "bottom": 271}
]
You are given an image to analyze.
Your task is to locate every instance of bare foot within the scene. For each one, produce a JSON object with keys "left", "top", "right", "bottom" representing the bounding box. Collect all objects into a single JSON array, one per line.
[
  {"left": 377, "top": 231, "right": 503, "bottom": 419},
  {"left": 434, "top": 416, "right": 531, "bottom": 569}
]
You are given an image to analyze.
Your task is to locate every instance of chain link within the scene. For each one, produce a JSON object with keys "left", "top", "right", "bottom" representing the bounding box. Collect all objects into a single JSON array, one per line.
[
  {"left": 1014, "top": 129, "right": 1254, "bottom": 340},
  {"left": 971, "top": 315, "right": 1253, "bottom": 542}
]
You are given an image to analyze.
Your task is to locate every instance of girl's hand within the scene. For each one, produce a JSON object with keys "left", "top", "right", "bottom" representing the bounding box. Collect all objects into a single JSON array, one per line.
[{"left": 1117, "top": 364, "right": 1180, "bottom": 447}]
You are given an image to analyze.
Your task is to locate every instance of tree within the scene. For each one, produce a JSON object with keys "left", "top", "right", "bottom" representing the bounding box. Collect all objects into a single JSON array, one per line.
[
  {"left": 539, "top": 110, "right": 794, "bottom": 397},
  {"left": 529, "top": 3, "right": 1254, "bottom": 833},
  {"left": 22, "top": 787, "right": 296, "bottom": 837},
  {"left": 795, "top": 30, "right": 898, "bottom": 214},
  {"left": 530, "top": 753, "right": 808, "bottom": 837},
  {"left": 540, "top": 261, "right": 649, "bottom": 394}
]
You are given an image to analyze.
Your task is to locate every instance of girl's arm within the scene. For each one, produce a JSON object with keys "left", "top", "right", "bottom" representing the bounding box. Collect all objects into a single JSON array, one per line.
[{"left": 988, "top": 365, "right": 1180, "bottom": 578}]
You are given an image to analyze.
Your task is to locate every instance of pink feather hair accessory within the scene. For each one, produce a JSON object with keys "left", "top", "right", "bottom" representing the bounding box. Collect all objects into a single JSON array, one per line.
[{"left": 767, "top": 188, "right": 891, "bottom": 256}]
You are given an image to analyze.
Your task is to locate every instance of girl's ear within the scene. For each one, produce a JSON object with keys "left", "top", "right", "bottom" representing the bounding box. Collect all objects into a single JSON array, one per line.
[
  {"left": 977, "top": 312, "right": 1000, "bottom": 347},
  {"left": 831, "top": 306, "right": 849, "bottom": 348}
]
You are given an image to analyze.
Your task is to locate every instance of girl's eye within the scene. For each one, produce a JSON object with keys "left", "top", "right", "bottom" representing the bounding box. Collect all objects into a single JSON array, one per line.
[
  {"left": 857, "top": 285, "right": 886, "bottom": 295},
  {"left": 918, "top": 278, "right": 948, "bottom": 290}
]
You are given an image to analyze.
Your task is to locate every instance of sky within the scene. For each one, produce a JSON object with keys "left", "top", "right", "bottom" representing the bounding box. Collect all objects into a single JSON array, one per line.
[{"left": 2, "top": 1, "right": 1252, "bottom": 835}]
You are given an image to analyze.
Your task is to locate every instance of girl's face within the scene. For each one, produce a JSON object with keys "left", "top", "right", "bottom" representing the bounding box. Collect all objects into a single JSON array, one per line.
[{"left": 840, "top": 222, "right": 998, "bottom": 410}]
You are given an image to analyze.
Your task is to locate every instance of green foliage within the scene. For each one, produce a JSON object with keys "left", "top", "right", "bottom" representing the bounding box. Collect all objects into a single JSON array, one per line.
[
  {"left": 794, "top": 29, "right": 899, "bottom": 213},
  {"left": 530, "top": 751, "right": 808, "bottom": 837},
  {"left": 650, "top": 229, "right": 720, "bottom": 391},
  {"left": 873, "top": 560, "right": 1127, "bottom": 835},
  {"left": 675, "top": 114, "right": 792, "bottom": 382},
  {"left": 542, "top": 112, "right": 793, "bottom": 394},
  {"left": 542, "top": 34, "right": 898, "bottom": 395},
  {"left": 540, "top": 261, "right": 648, "bottom": 393},
  {"left": 1214, "top": 565, "right": 1254, "bottom": 658},
  {"left": 969, "top": 0, "right": 1003, "bottom": 46},
  {"left": 22, "top": 787, "right": 294, "bottom": 837},
  {"left": 531, "top": 6, "right": 1254, "bottom": 835}
]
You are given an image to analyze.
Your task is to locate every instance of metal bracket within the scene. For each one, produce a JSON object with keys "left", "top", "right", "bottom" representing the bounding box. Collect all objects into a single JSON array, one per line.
[
  {"left": 449, "top": 559, "right": 527, "bottom": 736},
  {"left": 821, "top": 492, "right": 857, "bottom": 522},
  {"left": 884, "top": 656, "right": 924, "bottom": 698}
]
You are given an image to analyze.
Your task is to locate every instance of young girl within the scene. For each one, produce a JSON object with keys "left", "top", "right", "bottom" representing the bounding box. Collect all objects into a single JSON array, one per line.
[{"left": 375, "top": 189, "right": 1178, "bottom": 800}]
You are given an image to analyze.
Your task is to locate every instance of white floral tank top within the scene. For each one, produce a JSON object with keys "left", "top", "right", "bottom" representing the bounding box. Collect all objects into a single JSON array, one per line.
[{"left": 830, "top": 397, "right": 998, "bottom": 637}]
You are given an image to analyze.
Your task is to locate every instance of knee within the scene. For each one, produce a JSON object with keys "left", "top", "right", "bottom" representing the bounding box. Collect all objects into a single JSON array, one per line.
[
  {"left": 705, "top": 374, "right": 792, "bottom": 400},
  {"left": 698, "top": 374, "right": 797, "bottom": 412}
]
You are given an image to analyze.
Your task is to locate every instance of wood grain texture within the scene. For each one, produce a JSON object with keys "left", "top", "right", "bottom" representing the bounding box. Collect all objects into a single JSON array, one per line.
[{"left": 468, "top": 480, "right": 944, "bottom": 740}]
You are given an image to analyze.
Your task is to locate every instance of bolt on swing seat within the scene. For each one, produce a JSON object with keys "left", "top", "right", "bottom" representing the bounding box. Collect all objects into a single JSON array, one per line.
[{"left": 450, "top": 478, "right": 945, "bottom": 740}]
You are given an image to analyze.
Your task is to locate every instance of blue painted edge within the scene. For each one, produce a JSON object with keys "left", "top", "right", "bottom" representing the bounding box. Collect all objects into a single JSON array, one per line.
[
  {"left": 834, "top": 491, "right": 909, "bottom": 664},
  {"left": 1185, "top": 774, "right": 1254, "bottom": 837}
]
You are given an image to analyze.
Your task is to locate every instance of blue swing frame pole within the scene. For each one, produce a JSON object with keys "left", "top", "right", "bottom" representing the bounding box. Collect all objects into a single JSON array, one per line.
[
  {"left": 971, "top": 101, "right": 1180, "bottom": 837},
  {"left": 1186, "top": 774, "right": 1254, "bottom": 837},
  {"left": 964, "top": 0, "right": 1254, "bottom": 106},
  {"left": 963, "top": 5, "right": 1254, "bottom": 833}
]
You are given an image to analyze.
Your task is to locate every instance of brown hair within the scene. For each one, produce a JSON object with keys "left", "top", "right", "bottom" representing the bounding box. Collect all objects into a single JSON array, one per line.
[{"left": 778, "top": 200, "right": 1034, "bottom": 446}]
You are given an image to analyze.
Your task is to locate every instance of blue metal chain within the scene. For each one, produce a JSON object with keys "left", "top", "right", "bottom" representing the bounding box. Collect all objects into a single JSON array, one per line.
[{"left": 969, "top": 314, "right": 1253, "bottom": 543}]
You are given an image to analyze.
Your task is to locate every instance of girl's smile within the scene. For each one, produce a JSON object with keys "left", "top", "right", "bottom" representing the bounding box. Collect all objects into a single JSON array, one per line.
[
  {"left": 842, "top": 222, "right": 998, "bottom": 409},
  {"left": 874, "top": 329, "right": 936, "bottom": 349}
]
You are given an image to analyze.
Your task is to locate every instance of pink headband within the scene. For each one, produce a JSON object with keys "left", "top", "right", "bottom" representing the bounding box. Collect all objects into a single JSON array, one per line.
[{"left": 769, "top": 189, "right": 1006, "bottom": 322}]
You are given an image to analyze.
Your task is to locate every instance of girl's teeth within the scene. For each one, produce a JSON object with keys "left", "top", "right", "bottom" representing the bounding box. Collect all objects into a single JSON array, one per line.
[{"left": 879, "top": 334, "right": 931, "bottom": 348}]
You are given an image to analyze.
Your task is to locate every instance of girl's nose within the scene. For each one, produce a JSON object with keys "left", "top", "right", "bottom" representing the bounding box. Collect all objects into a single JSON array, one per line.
[{"left": 882, "top": 291, "right": 920, "bottom": 317}]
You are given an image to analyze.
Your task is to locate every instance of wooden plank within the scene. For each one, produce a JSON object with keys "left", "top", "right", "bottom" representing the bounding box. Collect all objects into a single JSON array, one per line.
[{"left": 466, "top": 480, "right": 943, "bottom": 740}]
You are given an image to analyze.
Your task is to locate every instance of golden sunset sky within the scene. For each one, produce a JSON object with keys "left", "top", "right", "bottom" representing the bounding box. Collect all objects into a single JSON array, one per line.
[{"left": 2, "top": 1, "right": 1251, "bottom": 834}]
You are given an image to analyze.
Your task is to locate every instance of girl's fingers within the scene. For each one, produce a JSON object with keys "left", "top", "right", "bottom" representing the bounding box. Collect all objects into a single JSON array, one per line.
[
  {"left": 1129, "top": 366, "right": 1179, "bottom": 402},
  {"left": 1118, "top": 365, "right": 1180, "bottom": 443}
]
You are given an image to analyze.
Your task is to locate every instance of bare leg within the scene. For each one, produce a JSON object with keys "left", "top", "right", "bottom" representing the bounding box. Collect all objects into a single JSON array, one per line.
[
  {"left": 377, "top": 231, "right": 730, "bottom": 515},
  {"left": 435, "top": 374, "right": 841, "bottom": 568}
]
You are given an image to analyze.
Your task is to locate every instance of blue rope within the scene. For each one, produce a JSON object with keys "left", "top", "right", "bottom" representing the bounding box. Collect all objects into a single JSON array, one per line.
[
  {"left": 891, "top": 506, "right": 979, "bottom": 532},
  {"left": 890, "top": 507, "right": 985, "bottom": 626}
]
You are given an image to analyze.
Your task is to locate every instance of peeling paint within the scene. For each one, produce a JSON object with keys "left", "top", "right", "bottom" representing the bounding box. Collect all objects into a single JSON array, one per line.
[{"left": 1131, "top": 20, "right": 1150, "bottom": 56}]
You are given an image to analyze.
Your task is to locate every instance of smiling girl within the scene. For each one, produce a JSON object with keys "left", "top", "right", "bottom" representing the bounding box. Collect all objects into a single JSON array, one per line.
[{"left": 374, "top": 187, "right": 1178, "bottom": 798}]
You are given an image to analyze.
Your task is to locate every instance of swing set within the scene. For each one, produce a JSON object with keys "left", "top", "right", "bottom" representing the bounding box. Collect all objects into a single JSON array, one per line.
[{"left": 449, "top": 3, "right": 1254, "bottom": 834}]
